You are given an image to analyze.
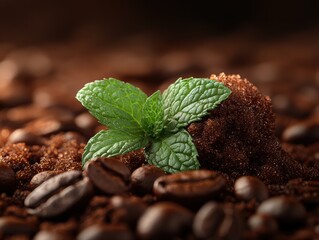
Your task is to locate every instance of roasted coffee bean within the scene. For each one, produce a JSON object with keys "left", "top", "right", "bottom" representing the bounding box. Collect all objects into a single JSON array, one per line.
[
  {"left": 6, "top": 48, "right": 53, "bottom": 79},
  {"left": 257, "top": 196, "right": 307, "bottom": 227},
  {"left": 8, "top": 128, "right": 44, "bottom": 145},
  {"left": 193, "top": 201, "right": 225, "bottom": 239},
  {"left": 24, "top": 117, "right": 76, "bottom": 136},
  {"left": 34, "top": 230, "right": 72, "bottom": 240},
  {"left": 0, "top": 81, "right": 31, "bottom": 107},
  {"left": 288, "top": 179, "right": 319, "bottom": 206},
  {"left": 137, "top": 202, "right": 193, "bottom": 240},
  {"left": 86, "top": 158, "right": 130, "bottom": 195},
  {"left": 234, "top": 176, "right": 269, "bottom": 202},
  {"left": 77, "top": 224, "right": 133, "bottom": 240},
  {"left": 63, "top": 131, "right": 87, "bottom": 144},
  {"left": 282, "top": 118, "right": 319, "bottom": 145},
  {"left": 218, "top": 204, "right": 243, "bottom": 240},
  {"left": 75, "top": 112, "right": 98, "bottom": 132},
  {"left": 29, "top": 171, "right": 62, "bottom": 189},
  {"left": 248, "top": 213, "right": 278, "bottom": 235},
  {"left": 0, "top": 216, "right": 36, "bottom": 235},
  {"left": 25, "top": 170, "right": 94, "bottom": 217},
  {"left": 130, "top": 165, "right": 165, "bottom": 195},
  {"left": 110, "top": 195, "right": 147, "bottom": 227},
  {"left": 0, "top": 162, "right": 16, "bottom": 193},
  {"left": 153, "top": 170, "right": 226, "bottom": 206},
  {"left": 291, "top": 228, "right": 319, "bottom": 240}
]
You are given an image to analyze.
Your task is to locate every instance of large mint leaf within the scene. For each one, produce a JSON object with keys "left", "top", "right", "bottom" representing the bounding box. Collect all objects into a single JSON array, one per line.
[
  {"left": 82, "top": 129, "right": 148, "bottom": 166},
  {"left": 141, "top": 91, "right": 164, "bottom": 138},
  {"left": 162, "top": 77, "right": 231, "bottom": 132},
  {"left": 76, "top": 78, "right": 147, "bottom": 133},
  {"left": 145, "top": 129, "right": 199, "bottom": 173}
]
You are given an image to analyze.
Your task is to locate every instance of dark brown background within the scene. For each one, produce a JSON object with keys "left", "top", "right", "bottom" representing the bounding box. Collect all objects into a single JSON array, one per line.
[{"left": 1, "top": 1, "right": 319, "bottom": 44}]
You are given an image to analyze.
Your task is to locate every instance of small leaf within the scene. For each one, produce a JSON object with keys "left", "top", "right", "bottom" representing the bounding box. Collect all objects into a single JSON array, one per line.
[
  {"left": 145, "top": 129, "right": 200, "bottom": 173},
  {"left": 162, "top": 77, "right": 231, "bottom": 132},
  {"left": 76, "top": 78, "right": 147, "bottom": 133},
  {"left": 82, "top": 129, "right": 148, "bottom": 167},
  {"left": 141, "top": 91, "right": 165, "bottom": 138}
]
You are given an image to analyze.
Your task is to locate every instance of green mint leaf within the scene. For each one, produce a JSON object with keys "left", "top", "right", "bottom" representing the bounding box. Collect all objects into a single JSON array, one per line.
[
  {"left": 76, "top": 78, "right": 147, "bottom": 133},
  {"left": 82, "top": 129, "right": 148, "bottom": 167},
  {"left": 162, "top": 77, "right": 231, "bottom": 132},
  {"left": 141, "top": 90, "right": 165, "bottom": 138},
  {"left": 145, "top": 129, "right": 200, "bottom": 173}
]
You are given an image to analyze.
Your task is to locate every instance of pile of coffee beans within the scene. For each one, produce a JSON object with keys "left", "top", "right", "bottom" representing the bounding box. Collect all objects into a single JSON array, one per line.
[{"left": 0, "top": 33, "right": 318, "bottom": 239}]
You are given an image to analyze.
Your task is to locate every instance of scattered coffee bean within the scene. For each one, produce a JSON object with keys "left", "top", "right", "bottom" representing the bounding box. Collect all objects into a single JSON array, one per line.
[
  {"left": 6, "top": 48, "right": 53, "bottom": 79},
  {"left": 24, "top": 117, "right": 76, "bottom": 136},
  {"left": 0, "top": 216, "right": 36, "bottom": 235},
  {"left": 29, "top": 171, "right": 62, "bottom": 189},
  {"left": 77, "top": 224, "right": 134, "bottom": 240},
  {"left": 248, "top": 213, "right": 278, "bottom": 235},
  {"left": 34, "top": 230, "right": 72, "bottom": 240},
  {"left": 153, "top": 170, "right": 226, "bottom": 206},
  {"left": 0, "top": 162, "right": 16, "bottom": 193},
  {"left": 282, "top": 118, "right": 319, "bottom": 145},
  {"left": 218, "top": 204, "right": 243, "bottom": 240},
  {"left": 130, "top": 165, "right": 165, "bottom": 195},
  {"left": 137, "top": 202, "right": 193, "bottom": 240},
  {"left": 86, "top": 158, "right": 130, "bottom": 195},
  {"left": 234, "top": 176, "right": 269, "bottom": 202},
  {"left": 257, "top": 196, "right": 307, "bottom": 227},
  {"left": 193, "top": 201, "right": 225, "bottom": 239},
  {"left": 8, "top": 128, "right": 44, "bottom": 145},
  {"left": 25, "top": 170, "right": 94, "bottom": 217},
  {"left": 288, "top": 179, "right": 319, "bottom": 206},
  {"left": 110, "top": 195, "right": 147, "bottom": 227},
  {"left": 75, "top": 112, "right": 98, "bottom": 132}
]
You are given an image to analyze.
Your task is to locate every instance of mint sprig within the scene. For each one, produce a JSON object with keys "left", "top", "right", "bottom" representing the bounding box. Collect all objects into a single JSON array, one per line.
[{"left": 76, "top": 77, "right": 231, "bottom": 173}]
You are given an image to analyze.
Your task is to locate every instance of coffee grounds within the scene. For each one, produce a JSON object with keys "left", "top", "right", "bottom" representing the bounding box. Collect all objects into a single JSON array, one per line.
[{"left": 188, "top": 73, "right": 317, "bottom": 183}]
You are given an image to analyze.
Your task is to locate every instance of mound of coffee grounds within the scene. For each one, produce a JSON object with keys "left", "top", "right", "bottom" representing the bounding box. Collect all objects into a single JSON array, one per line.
[{"left": 188, "top": 73, "right": 318, "bottom": 183}]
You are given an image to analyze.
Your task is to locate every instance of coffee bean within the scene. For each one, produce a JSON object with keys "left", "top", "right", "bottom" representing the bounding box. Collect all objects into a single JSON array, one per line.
[
  {"left": 130, "top": 165, "right": 165, "bottom": 195},
  {"left": 288, "top": 179, "right": 319, "bottom": 206},
  {"left": 8, "top": 128, "right": 44, "bottom": 145},
  {"left": 0, "top": 81, "right": 31, "bottom": 107},
  {"left": 137, "top": 202, "right": 193, "bottom": 240},
  {"left": 218, "top": 204, "right": 243, "bottom": 240},
  {"left": 193, "top": 201, "right": 225, "bottom": 239},
  {"left": 29, "top": 171, "right": 62, "bottom": 189},
  {"left": 153, "top": 170, "right": 226, "bottom": 206},
  {"left": 248, "top": 214, "right": 278, "bottom": 235},
  {"left": 257, "top": 196, "right": 307, "bottom": 227},
  {"left": 6, "top": 48, "right": 53, "bottom": 79},
  {"left": 0, "top": 216, "right": 36, "bottom": 235},
  {"left": 234, "top": 176, "right": 269, "bottom": 202},
  {"left": 110, "top": 195, "right": 147, "bottom": 227},
  {"left": 75, "top": 112, "right": 98, "bottom": 132},
  {"left": 291, "top": 228, "right": 318, "bottom": 240},
  {"left": 86, "top": 158, "right": 130, "bottom": 195},
  {"left": 77, "top": 224, "right": 134, "bottom": 240},
  {"left": 24, "top": 117, "right": 76, "bottom": 136},
  {"left": 34, "top": 230, "right": 72, "bottom": 240},
  {"left": 282, "top": 118, "right": 319, "bottom": 145},
  {"left": 0, "top": 162, "right": 16, "bottom": 193},
  {"left": 25, "top": 170, "right": 94, "bottom": 217}
]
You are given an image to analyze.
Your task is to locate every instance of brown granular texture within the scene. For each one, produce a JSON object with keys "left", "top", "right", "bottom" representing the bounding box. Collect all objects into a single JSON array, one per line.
[
  {"left": 188, "top": 73, "right": 309, "bottom": 184},
  {"left": 0, "top": 133, "right": 82, "bottom": 197},
  {"left": 36, "top": 134, "right": 83, "bottom": 172}
]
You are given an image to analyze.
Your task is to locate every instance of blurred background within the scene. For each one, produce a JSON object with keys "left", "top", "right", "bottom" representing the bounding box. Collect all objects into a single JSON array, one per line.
[{"left": 0, "top": 0, "right": 318, "bottom": 143}]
